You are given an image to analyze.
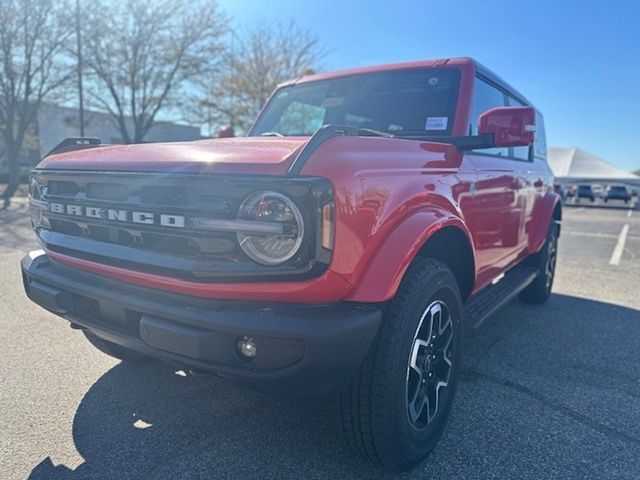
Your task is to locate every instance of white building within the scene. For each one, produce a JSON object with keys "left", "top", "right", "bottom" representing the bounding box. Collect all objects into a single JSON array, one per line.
[
  {"left": 548, "top": 147, "right": 640, "bottom": 186},
  {"left": 37, "top": 103, "right": 202, "bottom": 159}
]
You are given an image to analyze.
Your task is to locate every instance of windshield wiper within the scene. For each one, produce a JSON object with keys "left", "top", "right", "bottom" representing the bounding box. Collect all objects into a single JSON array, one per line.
[
  {"left": 260, "top": 131, "right": 284, "bottom": 137},
  {"left": 356, "top": 128, "right": 395, "bottom": 138}
]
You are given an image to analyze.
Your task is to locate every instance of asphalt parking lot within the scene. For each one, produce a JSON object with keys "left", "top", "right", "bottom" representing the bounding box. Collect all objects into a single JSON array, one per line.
[{"left": 1, "top": 200, "right": 639, "bottom": 480}]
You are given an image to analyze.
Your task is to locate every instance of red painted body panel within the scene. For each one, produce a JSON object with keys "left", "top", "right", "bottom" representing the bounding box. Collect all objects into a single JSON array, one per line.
[
  {"left": 34, "top": 57, "right": 559, "bottom": 305},
  {"left": 46, "top": 249, "right": 354, "bottom": 303},
  {"left": 300, "top": 136, "right": 476, "bottom": 301},
  {"left": 38, "top": 137, "right": 308, "bottom": 175}
]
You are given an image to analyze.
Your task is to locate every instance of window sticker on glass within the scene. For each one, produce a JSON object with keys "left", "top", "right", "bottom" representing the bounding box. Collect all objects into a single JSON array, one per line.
[
  {"left": 321, "top": 97, "right": 344, "bottom": 107},
  {"left": 425, "top": 116, "right": 448, "bottom": 130}
]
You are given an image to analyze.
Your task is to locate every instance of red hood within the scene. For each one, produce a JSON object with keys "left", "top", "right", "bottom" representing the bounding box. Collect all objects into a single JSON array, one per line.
[{"left": 36, "top": 137, "right": 309, "bottom": 175}]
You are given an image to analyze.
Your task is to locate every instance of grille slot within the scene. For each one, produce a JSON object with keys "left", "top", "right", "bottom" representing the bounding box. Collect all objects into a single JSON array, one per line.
[
  {"left": 140, "top": 185, "right": 188, "bottom": 205},
  {"left": 50, "top": 219, "right": 82, "bottom": 236},
  {"left": 140, "top": 232, "right": 201, "bottom": 256},
  {"left": 86, "top": 182, "right": 129, "bottom": 201},
  {"left": 48, "top": 181, "right": 80, "bottom": 196},
  {"left": 87, "top": 225, "right": 134, "bottom": 247}
]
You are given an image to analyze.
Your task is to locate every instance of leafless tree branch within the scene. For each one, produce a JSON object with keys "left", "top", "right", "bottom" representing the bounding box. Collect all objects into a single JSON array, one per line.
[
  {"left": 189, "top": 20, "right": 326, "bottom": 135},
  {"left": 79, "top": 0, "right": 227, "bottom": 144},
  {"left": 0, "top": 0, "right": 73, "bottom": 207}
]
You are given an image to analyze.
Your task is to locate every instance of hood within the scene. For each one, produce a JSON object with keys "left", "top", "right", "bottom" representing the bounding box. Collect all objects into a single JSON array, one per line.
[{"left": 36, "top": 137, "right": 309, "bottom": 176}]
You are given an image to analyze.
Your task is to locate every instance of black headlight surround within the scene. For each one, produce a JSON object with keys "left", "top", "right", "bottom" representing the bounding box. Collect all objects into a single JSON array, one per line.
[{"left": 226, "top": 175, "right": 334, "bottom": 277}]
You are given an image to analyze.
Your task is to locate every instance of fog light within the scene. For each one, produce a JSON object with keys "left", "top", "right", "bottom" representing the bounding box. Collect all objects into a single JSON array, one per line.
[{"left": 237, "top": 336, "right": 257, "bottom": 359}]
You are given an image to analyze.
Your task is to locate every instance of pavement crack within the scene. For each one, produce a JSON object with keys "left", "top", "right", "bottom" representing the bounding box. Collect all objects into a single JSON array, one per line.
[{"left": 462, "top": 368, "right": 640, "bottom": 447}]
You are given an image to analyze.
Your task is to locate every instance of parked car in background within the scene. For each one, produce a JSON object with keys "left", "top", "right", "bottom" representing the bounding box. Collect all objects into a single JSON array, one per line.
[
  {"left": 576, "top": 184, "right": 595, "bottom": 202},
  {"left": 592, "top": 184, "right": 605, "bottom": 200},
  {"left": 605, "top": 185, "right": 631, "bottom": 203}
]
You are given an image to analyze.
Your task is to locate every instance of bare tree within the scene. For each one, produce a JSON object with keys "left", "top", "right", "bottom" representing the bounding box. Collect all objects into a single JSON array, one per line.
[
  {"left": 0, "top": 0, "right": 73, "bottom": 207},
  {"left": 197, "top": 21, "right": 326, "bottom": 135},
  {"left": 79, "top": 0, "right": 226, "bottom": 144}
]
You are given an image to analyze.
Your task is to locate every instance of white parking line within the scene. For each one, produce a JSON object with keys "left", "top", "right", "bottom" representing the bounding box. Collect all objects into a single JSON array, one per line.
[
  {"left": 564, "top": 207, "right": 585, "bottom": 216},
  {"left": 627, "top": 209, "right": 633, "bottom": 218},
  {"left": 609, "top": 224, "right": 629, "bottom": 266}
]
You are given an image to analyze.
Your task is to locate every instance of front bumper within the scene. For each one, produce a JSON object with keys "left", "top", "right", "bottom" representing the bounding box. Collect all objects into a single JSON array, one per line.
[{"left": 21, "top": 251, "right": 382, "bottom": 396}]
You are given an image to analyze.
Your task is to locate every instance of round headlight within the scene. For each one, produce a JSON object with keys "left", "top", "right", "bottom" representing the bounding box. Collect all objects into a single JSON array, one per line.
[{"left": 236, "top": 191, "right": 304, "bottom": 265}]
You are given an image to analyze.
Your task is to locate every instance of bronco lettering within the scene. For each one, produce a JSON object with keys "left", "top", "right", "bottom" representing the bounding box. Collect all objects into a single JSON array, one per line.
[{"left": 47, "top": 202, "right": 185, "bottom": 228}]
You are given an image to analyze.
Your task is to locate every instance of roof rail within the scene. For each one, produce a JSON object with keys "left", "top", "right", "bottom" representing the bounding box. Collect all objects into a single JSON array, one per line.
[{"left": 46, "top": 137, "right": 102, "bottom": 157}]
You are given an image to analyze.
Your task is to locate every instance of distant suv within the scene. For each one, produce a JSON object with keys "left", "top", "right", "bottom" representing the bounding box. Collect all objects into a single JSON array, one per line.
[
  {"left": 577, "top": 184, "right": 595, "bottom": 202},
  {"left": 605, "top": 185, "right": 631, "bottom": 203},
  {"left": 22, "top": 58, "right": 560, "bottom": 471}
]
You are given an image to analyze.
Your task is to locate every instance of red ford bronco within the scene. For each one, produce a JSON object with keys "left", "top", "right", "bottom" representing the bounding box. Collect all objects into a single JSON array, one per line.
[{"left": 22, "top": 58, "right": 560, "bottom": 471}]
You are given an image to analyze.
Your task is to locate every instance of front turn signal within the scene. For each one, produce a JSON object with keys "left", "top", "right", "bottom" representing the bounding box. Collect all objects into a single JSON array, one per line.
[{"left": 321, "top": 203, "right": 334, "bottom": 250}]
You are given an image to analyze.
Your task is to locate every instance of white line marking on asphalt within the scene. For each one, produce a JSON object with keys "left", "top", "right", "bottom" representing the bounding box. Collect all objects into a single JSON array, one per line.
[
  {"left": 564, "top": 207, "right": 585, "bottom": 216},
  {"left": 609, "top": 224, "right": 629, "bottom": 266},
  {"left": 627, "top": 209, "right": 633, "bottom": 218}
]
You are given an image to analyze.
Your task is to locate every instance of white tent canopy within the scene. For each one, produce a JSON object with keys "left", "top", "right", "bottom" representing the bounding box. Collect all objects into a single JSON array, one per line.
[{"left": 548, "top": 147, "right": 640, "bottom": 184}]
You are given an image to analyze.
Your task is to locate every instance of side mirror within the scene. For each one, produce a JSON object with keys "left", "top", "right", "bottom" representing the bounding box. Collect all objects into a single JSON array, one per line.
[
  {"left": 478, "top": 106, "right": 535, "bottom": 147},
  {"left": 217, "top": 125, "right": 235, "bottom": 138}
]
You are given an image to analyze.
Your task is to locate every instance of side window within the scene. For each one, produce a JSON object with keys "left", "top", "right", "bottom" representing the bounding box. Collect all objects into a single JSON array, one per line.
[
  {"left": 507, "top": 96, "right": 531, "bottom": 161},
  {"left": 275, "top": 101, "right": 325, "bottom": 135},
  {"left": 469, "top": 78, "right": 508, "bottom": 157},
  {"left": 533, "top": 111, "right": 547, "bottom": 160}
]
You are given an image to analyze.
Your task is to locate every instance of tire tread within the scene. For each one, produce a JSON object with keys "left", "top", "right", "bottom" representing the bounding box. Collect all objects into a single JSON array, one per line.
[{"left": 340, "top": 258, "right": 457, "bottom": 470}]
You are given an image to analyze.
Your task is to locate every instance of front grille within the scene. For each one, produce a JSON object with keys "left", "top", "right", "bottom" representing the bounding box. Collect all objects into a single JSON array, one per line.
[{"left": 31, "top": 170, "right": 332, "bottom": 282}]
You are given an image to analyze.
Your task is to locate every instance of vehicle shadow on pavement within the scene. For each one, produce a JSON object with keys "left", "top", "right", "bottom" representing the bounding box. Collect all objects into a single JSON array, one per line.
[{"left": 28, "top": 293, "right": 640, "bottom": 480}]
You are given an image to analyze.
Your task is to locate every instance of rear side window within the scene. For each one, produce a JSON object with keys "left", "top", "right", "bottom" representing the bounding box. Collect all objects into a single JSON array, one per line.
[{"left": 469, "top": 78, "right": 508, "bottom": 157}]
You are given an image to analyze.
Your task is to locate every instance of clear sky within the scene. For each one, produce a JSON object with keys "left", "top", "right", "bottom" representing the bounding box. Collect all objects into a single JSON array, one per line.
[{"left": 219, "top": 0, "right": 640, "bottom": 172}]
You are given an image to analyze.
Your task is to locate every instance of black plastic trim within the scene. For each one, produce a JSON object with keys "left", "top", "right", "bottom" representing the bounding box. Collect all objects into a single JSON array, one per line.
[
  {"left": 287, "top": 125, "right": 359, "bottom": 176},
  {"left": 21, "top": 251, "right": 382, "bottom": 397},
  {"left": 46, "top": 137, "right": 102, "bottom": 157}
]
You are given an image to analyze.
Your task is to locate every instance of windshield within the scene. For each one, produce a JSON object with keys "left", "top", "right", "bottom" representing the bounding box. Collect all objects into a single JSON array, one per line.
[{"left": 250, "top": 68, "right": 460, "bottom": 137}]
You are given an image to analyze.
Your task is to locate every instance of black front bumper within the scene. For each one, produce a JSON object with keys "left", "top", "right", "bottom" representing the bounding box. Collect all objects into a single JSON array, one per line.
[{"left": 21, "top": 251, "right": 382, "bottom": 396}]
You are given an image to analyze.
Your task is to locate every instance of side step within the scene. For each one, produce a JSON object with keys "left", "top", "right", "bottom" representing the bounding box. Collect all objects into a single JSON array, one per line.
[{"left": 464, "top": 265, "right": 539, "bottom": 330}]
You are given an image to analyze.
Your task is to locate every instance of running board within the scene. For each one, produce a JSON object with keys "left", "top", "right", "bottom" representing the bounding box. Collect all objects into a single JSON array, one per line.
[{"left": 464, "top": 265, "right": 539, "bottom": 330}]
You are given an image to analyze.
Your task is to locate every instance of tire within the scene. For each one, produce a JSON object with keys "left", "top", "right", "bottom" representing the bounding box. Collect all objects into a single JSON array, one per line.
[
  {"left": 520, "top": 220, "right": 559, "bottom": 304},
  {"left": 340, "top": 258, "right": 463, "bottom": 471},
  {"left": 83, "top": 331, "right": 152, "bottom": 364}
]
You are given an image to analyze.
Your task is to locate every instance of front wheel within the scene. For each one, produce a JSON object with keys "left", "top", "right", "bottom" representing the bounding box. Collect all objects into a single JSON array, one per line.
[{"left": 340, "top": 259, "right": 463, "bottom": 471}]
